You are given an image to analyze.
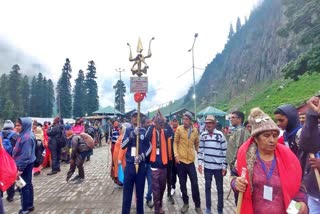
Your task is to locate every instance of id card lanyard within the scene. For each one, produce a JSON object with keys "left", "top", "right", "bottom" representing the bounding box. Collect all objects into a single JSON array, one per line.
[{"left": 256, "top": 150, "right": 276, "bottom": 201}]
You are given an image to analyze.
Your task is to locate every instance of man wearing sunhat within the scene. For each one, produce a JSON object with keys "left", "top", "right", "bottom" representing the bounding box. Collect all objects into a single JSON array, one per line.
[
  {"left": 174, "top": 111, "right": 202, "bottom": 214},
  {"left": 121, "top": 111, "right": 152, "bottom": 214},
  {"left": 198, "top": 115, "right": 227, "bottom": 214}
]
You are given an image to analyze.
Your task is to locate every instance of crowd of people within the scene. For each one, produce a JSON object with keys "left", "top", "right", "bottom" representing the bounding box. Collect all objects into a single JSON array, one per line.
[
  {"left": 0, "top": 116, "right": 102, "bottom": 214},
  {"left": 1, "top": 96, "right": 320, "bottom": 214}
]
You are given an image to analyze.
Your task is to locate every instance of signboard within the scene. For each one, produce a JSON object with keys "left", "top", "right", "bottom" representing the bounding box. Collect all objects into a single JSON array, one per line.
[{"left": 130, "top": 77, "right": 148, "bottom": 93}]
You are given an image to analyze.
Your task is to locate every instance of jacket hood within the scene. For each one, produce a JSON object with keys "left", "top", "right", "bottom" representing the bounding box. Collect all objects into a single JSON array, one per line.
[
  {"left": 276, "top": 104, "right": 300, "bottom": 132},
  {"left": 19, "top": 117, "right": 33, "bottom": 136}
]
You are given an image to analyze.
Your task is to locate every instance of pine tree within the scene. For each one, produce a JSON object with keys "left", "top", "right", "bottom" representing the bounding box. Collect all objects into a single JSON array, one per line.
[
  {"left": 114, "top": 80, "right": 126, "bottom": 113},
  {"left": 236, "top": 17, "right": 242, "bottom": 32},
  {"left": 41, "top": 77, "right": 48, "bottom": 116},
  {"left": 228, "top": 23, "right": 235, "bottom": 40},
  {"left": 36, "top": 73, "right": 44, "bottom": 117},
  {"left": 56, "top": 58, "right": 72, "bottom": 118},
  {"left": 0, "top": 74, "right": 9, "bottom": 119},
  {"left": 21, "top": 75, "right": 30, "bottom": 116},
  {"left": 85, "top": 60, "right": 99, "bottom": 115},
  {"left": 46, "top": 79, "right": 55, "bottom": 117},
  {"left": 73, "top": 70, "right": 86, "bottom": 117},
  {"left": 8, "top": 64, "right": 23, "bottom": 118},
  {"left": 29, "top": 76, "right": 38, "bottom": 116}
]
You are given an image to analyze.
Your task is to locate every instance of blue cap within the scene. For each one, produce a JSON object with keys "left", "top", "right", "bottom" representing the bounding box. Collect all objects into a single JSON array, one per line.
[
  {"left": 172, "top": 116, "right": 178, "bottom": 121},
  {"left": 64, "top": 124, "right": 72, "bottom": 131},
  {"left": 131, "top": 111, "right": 138, "bottom": 118}
]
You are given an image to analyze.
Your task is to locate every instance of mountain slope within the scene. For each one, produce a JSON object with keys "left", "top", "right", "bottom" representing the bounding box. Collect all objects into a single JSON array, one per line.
[{"left": 157, "top": 0, "right": 320, "bottom": 116}]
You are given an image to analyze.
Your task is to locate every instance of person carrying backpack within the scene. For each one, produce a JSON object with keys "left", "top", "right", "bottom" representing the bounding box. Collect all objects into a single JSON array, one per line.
[
  {"left": 64, "top": 124, "right": 91, "bottom": 183},
  {"left": 1, "top": 120, "right": 18, "bottom": 202},
  {"left": 85, "top": 123, "right": 96, "bottom": 161}
]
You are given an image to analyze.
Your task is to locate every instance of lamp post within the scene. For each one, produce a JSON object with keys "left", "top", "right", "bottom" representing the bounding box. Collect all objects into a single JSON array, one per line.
[{"left": 188, "top": 33, "right": 198, "bottom": 120}]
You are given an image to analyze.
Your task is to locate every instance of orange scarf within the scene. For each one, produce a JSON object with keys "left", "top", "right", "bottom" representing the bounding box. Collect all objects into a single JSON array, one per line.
[
  {"left": 150, "top": 128, "right": 168, "bottom": 165},
  {"left": 167, "top": 137, "right": 173, "bottom": 161}
]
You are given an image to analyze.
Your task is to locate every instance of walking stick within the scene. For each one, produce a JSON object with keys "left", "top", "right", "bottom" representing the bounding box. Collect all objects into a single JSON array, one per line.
[
  {"left": 135, "top": 101, "right": 141, "bottom": 173},
  {"left": 310, "top": 153, "right": 320, "bottom": 191},
  {"left": 236, "top": 167, "right": 247, "bottom": 214}
]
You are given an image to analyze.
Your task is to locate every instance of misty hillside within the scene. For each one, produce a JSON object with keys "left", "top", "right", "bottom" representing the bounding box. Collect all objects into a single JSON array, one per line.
[
  {"left": 155, "top": 0, "right": 320, "bottom": 116},
  {"left": 192, "top": 0, "right": 319, "bottom": 104},
  {"left": 0, "top": 37, "right": 49, "bottom": 76}
]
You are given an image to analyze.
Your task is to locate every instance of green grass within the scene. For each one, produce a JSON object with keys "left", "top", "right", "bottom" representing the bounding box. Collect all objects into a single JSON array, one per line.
[
  {"left": 239, "top": 73, "right": 320, "bottom": 116},
  {"left": 153, "top": 73, "right": 320, "bottom": 119}
]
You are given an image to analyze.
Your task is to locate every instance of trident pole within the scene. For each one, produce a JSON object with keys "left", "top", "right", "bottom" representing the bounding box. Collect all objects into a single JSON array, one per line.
[{"left": 135, "top": 102, "right": 141, "bottom": 173}]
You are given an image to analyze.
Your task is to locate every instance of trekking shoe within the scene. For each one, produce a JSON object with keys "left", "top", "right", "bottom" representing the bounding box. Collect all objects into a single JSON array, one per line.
[
  {"left": 170, "top": 188, "right": 175, "bottom": 196},
  {"left": 47, "top": 171, "right": 58, "bottom": 176},
  {"left": 195, "top": 207, "right": 203, "bottom": 214},
  {"left": 6, "top": 197, "right": 14, "bottom": 202},
  {"left": 33, "top": 171, "right": 40, "bottom": 176},
  {"left": 74, "top": 178, "right": 84, "bottom": 184},
  {"left": 168, "top": 196, "right": 175, "bottom": 205},
  {"left": 181, "top": 204, "right": 189, "bottom": 213},
  {"left": 86, "top": 156, "right": 90, "bottom": 161},
  {"left": 28, "top": 206, "right": 35, "bottom": 212},
  {"left": 205, "top": 208, "right": 211, "bottom": 214},
  {"left": 159, "top": 207, "right": 165, "bottom": 214},
  {"left": 70, "top": 175, "right": 81, "bottom": 181},
  {"left": 146, "top": 200, "right": 154, "bottom": 208}
]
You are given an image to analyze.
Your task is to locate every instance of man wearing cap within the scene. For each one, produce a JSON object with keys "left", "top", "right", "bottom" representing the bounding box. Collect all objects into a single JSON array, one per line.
[
  {"left": 145, "top": 111, "right": 170, "bottom": 213},
  {"left": 174, "top": 111, "right": 202, "bottom": 214},
  {"left": 121, "top": 111, "right": 152, "bottom": 214},
  {"left": 198, "top": 115, "right": 227, "bottom": 214}
]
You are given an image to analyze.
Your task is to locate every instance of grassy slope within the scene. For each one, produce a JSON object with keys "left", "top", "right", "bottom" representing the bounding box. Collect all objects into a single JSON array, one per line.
[
  {"left": 238, "top": 73, "right": 320, "bottom": 116},
  {"left": 153, "top": 73, "right": 320, "bottom": 118}
]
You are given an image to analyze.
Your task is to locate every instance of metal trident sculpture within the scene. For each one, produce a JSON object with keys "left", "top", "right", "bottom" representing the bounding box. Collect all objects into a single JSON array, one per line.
[
  {"left": 127, "top": 37, "right": 155, "bottom": 77},
  {"left": 128, "top": 37, "right": 154, "bottom": 173}
]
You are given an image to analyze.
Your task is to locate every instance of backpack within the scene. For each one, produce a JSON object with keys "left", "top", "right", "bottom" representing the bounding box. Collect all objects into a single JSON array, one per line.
[
  {"left": 86, "top": 126, "right": 96, "bottom": 138},
  {"left": 2, "top": 132, "right": 15, "bottom": 155},
  {"left": 79, "top": 133, "right": 95, "bottom": 150},
  {"left": 33, "top": 139, "right": 45, "bottom": 168},
  {"left": 56, "top": 126, "right": 67, "bottom": 148}
]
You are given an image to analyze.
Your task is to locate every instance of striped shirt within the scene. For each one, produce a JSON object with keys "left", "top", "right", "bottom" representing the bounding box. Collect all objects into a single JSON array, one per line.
[
  {"left": 198, "top": 129, "right": 227, "bottom": 170},
  {"left": 111, "top": 128, "right": 120, "bottom": 144}
]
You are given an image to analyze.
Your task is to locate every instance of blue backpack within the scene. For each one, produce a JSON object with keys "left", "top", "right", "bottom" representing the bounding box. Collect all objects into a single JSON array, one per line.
[{"left": 2, "top": 132, "right": 15, "bottom": 155}]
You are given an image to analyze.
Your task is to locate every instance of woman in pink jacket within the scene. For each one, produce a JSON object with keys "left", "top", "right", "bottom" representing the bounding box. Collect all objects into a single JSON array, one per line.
[{"left": 72, "top": 118, "right": 84, "bottom": 135}]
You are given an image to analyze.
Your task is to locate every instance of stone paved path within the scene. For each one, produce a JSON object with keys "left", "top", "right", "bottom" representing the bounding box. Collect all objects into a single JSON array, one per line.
[{"left": 3, "top": 144, "right": 236, "bottom": 214}]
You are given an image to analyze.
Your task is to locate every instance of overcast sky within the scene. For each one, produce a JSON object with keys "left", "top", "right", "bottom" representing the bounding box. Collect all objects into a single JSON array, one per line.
[{"left": 0, "top": 0, "right": 259, "bottom": 113}]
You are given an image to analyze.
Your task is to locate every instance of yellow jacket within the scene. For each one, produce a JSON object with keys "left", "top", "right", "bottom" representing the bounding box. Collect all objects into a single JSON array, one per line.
[{"left": 173, "top": 125, "right": 199, "bottom": 164}]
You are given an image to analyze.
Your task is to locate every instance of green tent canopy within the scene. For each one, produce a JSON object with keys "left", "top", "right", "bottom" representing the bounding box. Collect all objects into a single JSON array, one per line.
[
  {"left": 197, "top": 106, "right": 227, "bottom": 117},
  {"left": 93, "top": 106, "right": 123, "bottom": 115}
]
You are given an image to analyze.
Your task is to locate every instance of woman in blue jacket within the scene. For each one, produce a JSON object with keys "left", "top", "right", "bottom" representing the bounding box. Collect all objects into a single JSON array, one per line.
[{"left": 13, "top": 117, "right": 36, "bottom": 214}]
